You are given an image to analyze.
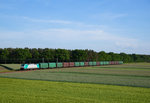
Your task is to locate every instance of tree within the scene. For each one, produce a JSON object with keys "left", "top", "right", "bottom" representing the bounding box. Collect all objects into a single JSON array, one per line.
[
  {"left": 87, "top": 50, "right": 98, "bottom": 61},
  {"left": 13, "top": 48, "right": 32, "bottom": 63},
  {"left": 108, "top": 52, "right": 121, "bottom": 61},
  {"left": 0, "top": 48, "right": 150, "bottom": 63},
  {"left": 120, "top": 53, "right": 132, "bottom": 63},
  {"left": 55, "top": 49, "right": 70, "bottom": 62},
  {"left": 0, "top": 48, "right": 9, "bottom": 63},
  {"left": 98, "top": 51, "right": 107, "bottom": 61},
  {"left": 42, "top": 48, "right": 55, "bottom": 62}
]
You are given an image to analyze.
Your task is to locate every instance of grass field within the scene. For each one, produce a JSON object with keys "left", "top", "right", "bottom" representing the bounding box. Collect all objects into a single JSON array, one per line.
[
  {"left": 0, "top": 63, "right": 150, "bottom": 87},
  {"left": 0, "top": 63, "right": 150, "bottom": 103},
  {"left": 0, "top": 66, "right": 9, "bottom": 72},
  {"left": 0, "top": 77, "right": 150, "bottom": 103},
  {"left": 0, "top": 64, "right": 20, "bottom": 73}
]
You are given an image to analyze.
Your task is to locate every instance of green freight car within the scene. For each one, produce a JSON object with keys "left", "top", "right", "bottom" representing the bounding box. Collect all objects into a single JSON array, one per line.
[
  {"left": 75, "top": 62, "right": 80, "bottom": 67},
  {"left": 92, "top": 62, "right": 97, "bottom": 66},
  {"left": 80, "top": 62, "right": 84, "bottom": 66},
  {"left": 100, "top": 61, "right": 104, "bottom": 65},
  {"left": 57, "top": 63, "right": 63, "bottom": 68},
  {"left": 49, "top": 63, "right": 56, "bottom": 68},
  {"left": 89, "top": 62, "right": 93, "bottom": 66},
  {"left": 39, "top": 63, "right": 48, "bottom": 69}
]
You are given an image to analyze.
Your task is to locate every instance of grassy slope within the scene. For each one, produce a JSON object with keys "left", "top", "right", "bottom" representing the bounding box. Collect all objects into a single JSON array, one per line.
[
  {"left": 0, "top": 64, "right": 20, "bottom": 73},
  {"left": 0, "top": 64, "right": 21, "bottom": 70},
  {"left": 0, "top": 63, "right": 150, "bottom": 87},
  {"left": 0, "top": 66, "right": 10, "bottom": 72},
  {"left": 0, "top": 77, "right": 150, "bottom": 103}
]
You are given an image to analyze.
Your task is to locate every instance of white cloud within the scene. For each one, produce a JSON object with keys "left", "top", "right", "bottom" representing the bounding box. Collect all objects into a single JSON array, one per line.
[
  {"left": 92, "top": 13, "right": 128, "bottom": 20},
  {"left": 2, "top": 28, "right": 150, "bottom": 54},
  {"left": 115, "top": 41, "right": 138, "bottom": 48},
  {"left": 0, "top": 28, "right": 139, "bottom": 49},
  {"left": 0, "top": 14, "right": 105, "bottom": 30},
  {"left": 22, "top": 16, "right": 103, "bottom": 29},
  {"left": 23, "top": 16, "right": 72, "bottom": 24},
  {"left": 0, "top": 15, "right": 148, "bottom": 54}
]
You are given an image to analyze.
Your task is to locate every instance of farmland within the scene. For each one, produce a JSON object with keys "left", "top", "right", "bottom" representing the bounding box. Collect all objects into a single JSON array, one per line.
[
  {"left": 0, "top": 77, "right": 150, "bottom": 103},
  {"left": 0, "top": 63, "right": 150, "bottom": 87},
  {"left": 0, "top": 63, "right": 150, "bottom": 103}
]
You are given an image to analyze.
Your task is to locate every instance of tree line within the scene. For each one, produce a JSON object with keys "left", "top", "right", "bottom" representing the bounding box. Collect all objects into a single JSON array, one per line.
[{"left": 0, "top": 48, "right": 150, "bottom": 64}]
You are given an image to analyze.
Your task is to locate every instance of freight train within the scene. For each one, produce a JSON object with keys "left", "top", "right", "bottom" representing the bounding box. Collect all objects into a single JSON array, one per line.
[{"left": 20, "top": 61, "right": 123, "bottom": 70}]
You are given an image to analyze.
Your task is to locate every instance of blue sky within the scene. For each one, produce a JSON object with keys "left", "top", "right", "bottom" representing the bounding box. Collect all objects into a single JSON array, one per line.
[{"left": 0, "top": 0, "right": 150, "bottom": 54}]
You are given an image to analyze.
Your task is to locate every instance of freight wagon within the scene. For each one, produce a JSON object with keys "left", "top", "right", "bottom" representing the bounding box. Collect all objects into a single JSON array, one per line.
[{"left": 20, "top": 61, "right": 123, "bottom": 70}]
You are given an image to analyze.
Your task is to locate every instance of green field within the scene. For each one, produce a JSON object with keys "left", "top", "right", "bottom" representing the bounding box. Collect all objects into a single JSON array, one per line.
[
  {"left": 0, "top": 64, "right": 20, "bottom": 73},
  {"left": 0, "top": 63, "right": 150, "bottom": 102},
  {"left": 0, "top": 77, "right": 150, "bottom": 103},
  {"left": 0, "top": 63, "right": 150, "bottom": 87}
]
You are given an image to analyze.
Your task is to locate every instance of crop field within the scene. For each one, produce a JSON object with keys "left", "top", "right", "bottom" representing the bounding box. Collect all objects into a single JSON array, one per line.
[
  {"left": 0, "top": 77, "right": 150, "bottom": 103},
  {"left": 0, "top": 63, "right": 150, "bottom": 103},
  {"left": 0, "top": 63, "right": 150, "bottom": 87},
  {"left": 0, "top": 64, "right": 20, "bottom": 73}
]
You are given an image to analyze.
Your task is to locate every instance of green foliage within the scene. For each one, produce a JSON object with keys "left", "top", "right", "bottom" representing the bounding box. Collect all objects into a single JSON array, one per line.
[
  {"left": 0, "top": 48, "right": 150, "bottom": 63},
  {"left": 120, "top": 53, "right": 132, "bottom": 63},
  {"left": 0, "top": 48, "right": 9, "bottom": 60},
  {"left": 13, "top": 48, "right": 32, "bottom": 60},
  {"left": 30, "top": 48, "right": 39, "bottom": 59},
  {"left": 72, "top": 49, "right": 88, "bottom": 61},
  {"left": 55, "top": 49, "right": 70, "bottom": 62},
  {"left": 98, "top": 51, "right": 112, "bottom": 61}
]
